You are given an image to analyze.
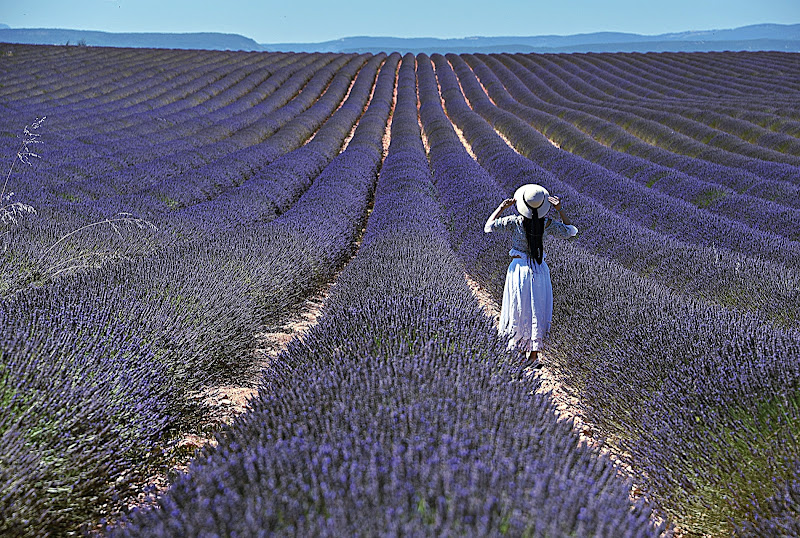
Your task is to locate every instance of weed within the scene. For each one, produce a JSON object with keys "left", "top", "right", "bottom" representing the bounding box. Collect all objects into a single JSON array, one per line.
[
  {"left": 1, "top": 117, "right": 44, "bottom": 233},
  {"left": 39, "top": 213, "right": 157, "bottom": 279},
  {"left": 1, "top": 117, "right": 157, "bottom": 293},
  {"left": 693, "top": 188, "right": 728, "bottom": 208}
]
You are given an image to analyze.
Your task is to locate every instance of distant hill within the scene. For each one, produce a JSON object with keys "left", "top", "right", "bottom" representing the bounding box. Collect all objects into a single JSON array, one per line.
[
  {"left": 0, "top": 28, "right": 262, "bottom": 51},
  {"left": 266, "top": 24, "right": 800, "bottom": 53},
  {"left": 1, "top": 23, "right": 799, "bottom": 53}
]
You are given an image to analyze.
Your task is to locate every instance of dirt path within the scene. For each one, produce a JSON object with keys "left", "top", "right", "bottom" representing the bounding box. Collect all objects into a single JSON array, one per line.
[
  {"left": 95, "top": 286, "right": 333, "bottom": 532},
  {"left": 463, "top": 272, "right": 677, "bottom": 533}
]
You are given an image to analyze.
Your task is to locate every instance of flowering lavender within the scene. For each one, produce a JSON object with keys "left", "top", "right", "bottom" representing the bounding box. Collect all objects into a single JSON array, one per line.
[
  {"left": 477, "top": 54, "right": 800, "bottom": 240},
  {"left": 431, "top": 53, "right": 800, "bottom": 328},
  {"left": 428, "top": 52, "right": 800, "bottom": 534},
  {"left": 112, "top": 54, "right": 662, "bottom": 538},
  {"left": 2, "top": 43, "right": 799, "bottom": 535},
  {"left": 554, "top": 52, "right": 800, "bottom": 161},
  {"left": 0, "top": 50, "right": 402, "bottom": 535}
]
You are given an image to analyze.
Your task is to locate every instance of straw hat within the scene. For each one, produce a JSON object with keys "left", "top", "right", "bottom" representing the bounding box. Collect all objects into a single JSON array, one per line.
[{"left": 514, "top": 184, "right": 551, "bottom": 219}]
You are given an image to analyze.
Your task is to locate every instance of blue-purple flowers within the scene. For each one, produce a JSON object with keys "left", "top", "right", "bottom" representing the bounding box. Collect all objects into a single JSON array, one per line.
[{"left": 1, "top": 42, "right": 798, "bottom": 536}]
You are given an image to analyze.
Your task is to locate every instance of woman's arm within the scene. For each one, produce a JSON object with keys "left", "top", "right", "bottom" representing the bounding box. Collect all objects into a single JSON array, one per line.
[
  {"left": 545, "top": 195, "right": 578, "bottom": 238},
  {"left": 548, "top": 196, "right": 572, "bottom": 226},
  {"left": 484, "top": 198, "right": 516, "bottom": 232}
]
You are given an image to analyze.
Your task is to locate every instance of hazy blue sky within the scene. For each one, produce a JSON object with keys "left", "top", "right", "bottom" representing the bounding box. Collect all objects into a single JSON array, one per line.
[{"left": 2, "top": 0, "right": 799, "bottom": 43}]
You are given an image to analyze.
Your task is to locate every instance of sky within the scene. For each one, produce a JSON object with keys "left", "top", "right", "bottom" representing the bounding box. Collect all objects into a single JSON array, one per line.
[{"left": 2, "top": 0, "right": 799, "bottom": 43}]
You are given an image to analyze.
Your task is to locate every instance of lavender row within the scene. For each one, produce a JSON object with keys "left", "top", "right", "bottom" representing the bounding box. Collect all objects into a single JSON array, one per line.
[
  {"left": 0, "top": 45, "right": 163, "bottom": 101},
  {"left": 579, "top": 52, "right": 788, "bottom": 101},
  {"left": 1, "top": 259, "right": 211, "bottom": 536},
  {"left": 112, "top": 54, "right": 661, "bottom": 538},
  {"left": 554, "top": 51, "right": 800, "bottom": 109},
  {"left": 6, "top": 51, "right": 224, "bottom": 115},
  {"left": 472, "top": 54, "right": 800, "bottom": 238},
  {"left": 438, "top": 54, "right": 800, "bottom": 326},
  {"left": 3, "top": 53, "right": 325, "bottom": 184},
  {"left": 606, "top": 52, "right": 800, "bottom": 100},
  {"left": 3, "top": 53, "right": 377, "bottom": 294},
  {"left": 1, "top": 54, "right": 339, "bottom": 266},
  {"left": 423, "top": 55, "right": 800, "bottom": 535},
  {"left": 435, "top": 53, "right": 800, "bottom": 325},
  {"left": 553, "top": 51, "right": 800, "bottom": 156},
  {"left": 33, "top": 51, "right": 283, "bottom": 136},
  {"left": 1, "top": 46, "right": 233, "bottom": 111},
  {"left": 87, "top": 54, "right": 297, "bottom": 137},
  {"left": 1, "top": 48, "right": 213, "bottom": 128},
  {"left": 451, "top": 54, "right": 800, "bottom": 275},
  {"left": 28, "top": 54, "right": 351, "bottom": 207},
  {"left": 128, "top": 54, "right": 369, "bottom": 214},
  {"left": 47, "top": 54, "right": 318, "bottom": 182},
  {"left": 540, "top": 51, "right": 800, "bottom": 117},
  {"left": 415, "top": 54, "right": 510, "bottom": 298},
  {"left": 549, "top": 239, "right": 800, "bottom": 536},
  {"left": 501, "top": 54, "right": 800, "bottom": 187},
  {"left": 0, "top": 44, "right": 189, "bottom": 96},
  {"left": 560, "top": 54, "right": 798, "bottom": 165},
  {"left": 526, "top": 53, "right": 800, "bottom": 154},
  {"left": 5, "top": 53, "right": 375, "bottom": 294},
  {"left": 0, "top": 43, "right": 117, "bottom": 92},
  {"left": 614, "top": 52, "right": 800, "bottom": 99},
  {"left": 1, "top": 52, "right": 290, "bottom": 181},
  {"left": 0, "top": 51, "right": 303, "bottom": 186},
  {"left": 655, "top": 103, "right": 800, "bottom": 157},
  {"left": 496, "top": 53, "right": 800, "bottom": 206},
  {"left": 584, "top": 52, "right": 718, "bottom": 99},
  {"left": 176, "top": 52, "right": 394, "bottom": 234},
  {"left": 36, "top": 52, "right": 292, "bottom": 138},
  {"left": 569, "top": 53, "right": 800, "bottom": 167},
  {"left": 0, "top": 53, "right": 395, "bottom": 537}
]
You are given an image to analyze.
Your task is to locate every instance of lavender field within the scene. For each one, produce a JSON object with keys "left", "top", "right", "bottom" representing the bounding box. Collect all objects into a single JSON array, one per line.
[{"left": 1, "top": 43, "right": 799, "bottom": 536}]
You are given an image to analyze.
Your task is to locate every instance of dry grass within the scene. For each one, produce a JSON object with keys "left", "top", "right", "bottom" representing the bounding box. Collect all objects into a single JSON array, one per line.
[{"left": 1, "top": 117, "right": 44, "bottom": 234}]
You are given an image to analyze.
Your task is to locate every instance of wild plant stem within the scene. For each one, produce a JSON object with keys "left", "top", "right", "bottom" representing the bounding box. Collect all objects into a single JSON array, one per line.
[
  {"left": 2, "top": 116, "right": 45, "bottom": 214},
  {"left": 41, "top": 217, "right": 143, "bottom": 258},
  {"left": 1, "top": 138, "right": 26, "bottom": 207}
]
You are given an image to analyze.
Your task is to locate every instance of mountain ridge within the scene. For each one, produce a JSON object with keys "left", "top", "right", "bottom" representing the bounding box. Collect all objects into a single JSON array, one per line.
[{"left": 1, "top": 22, "right": 798, "bottom": 53}]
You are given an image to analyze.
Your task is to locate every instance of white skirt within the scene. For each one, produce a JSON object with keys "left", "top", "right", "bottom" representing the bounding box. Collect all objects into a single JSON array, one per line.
[{"left": 499, "top": 250, "right": 553, "bottom": 352}]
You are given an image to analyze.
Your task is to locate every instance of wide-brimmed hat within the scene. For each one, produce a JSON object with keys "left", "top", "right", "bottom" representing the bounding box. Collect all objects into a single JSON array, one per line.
[{"left": 514, "top": 183, "right": 551, "bottom": 219}]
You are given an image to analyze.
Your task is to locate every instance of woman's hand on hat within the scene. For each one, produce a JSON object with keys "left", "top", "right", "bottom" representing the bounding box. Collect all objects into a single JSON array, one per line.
[{"left": 500, "top": 198, "right": 516, "bottom": 210}]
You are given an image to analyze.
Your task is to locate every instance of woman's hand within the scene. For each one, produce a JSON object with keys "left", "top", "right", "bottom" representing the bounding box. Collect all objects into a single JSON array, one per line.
[
  {"left": 486, "top": 198, "right": 517, "bottom": 233},
  {"left": 549, "top": 195, "right": 572, "bottom": 225}
]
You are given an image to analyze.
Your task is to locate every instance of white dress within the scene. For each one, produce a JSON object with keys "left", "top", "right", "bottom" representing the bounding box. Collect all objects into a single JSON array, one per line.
[{"left": 484, "top": 215, "right": 578, "bottom": 352}]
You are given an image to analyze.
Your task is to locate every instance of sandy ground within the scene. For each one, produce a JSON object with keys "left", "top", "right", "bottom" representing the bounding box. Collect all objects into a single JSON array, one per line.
[
  {"left": 464, "top": 272, "right": 678, "bottom": 534},
  {"left": 91, "top": 289, "right": 332, "bottom": 538}
]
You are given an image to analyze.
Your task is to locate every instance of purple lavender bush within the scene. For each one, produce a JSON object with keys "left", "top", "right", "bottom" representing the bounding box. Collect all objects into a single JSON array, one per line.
[
  {"left": 0, "top": 286, "right": 183, "bottom": 536},
  {"left": 0, "top": 50, "right": 399, "bottom": 536},
  {"left": 110, "top": 54, "right": 664, "bottom": 538},
  {"left": 434, "top": 53, "right": 800, "bottom": 328},
  {"left": 477, "top": 53, "right": 800, "bottom": 240},
  {"left": 426, "top": 52, "right": 800, "bottom": 534}
]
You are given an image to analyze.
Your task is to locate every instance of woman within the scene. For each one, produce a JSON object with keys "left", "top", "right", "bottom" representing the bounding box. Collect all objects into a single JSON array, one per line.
[{"left": 484, "top": 183, "right": 578, "bottom": 367}]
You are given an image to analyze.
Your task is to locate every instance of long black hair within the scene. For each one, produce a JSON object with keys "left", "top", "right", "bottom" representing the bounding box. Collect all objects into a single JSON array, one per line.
[{"left": 522, "top": 213, "right": 545, "bottom": 265}]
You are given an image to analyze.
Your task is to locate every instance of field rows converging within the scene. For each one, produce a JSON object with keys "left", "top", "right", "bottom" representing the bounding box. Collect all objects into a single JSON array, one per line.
[{"left": 1, "top": 42, "right": 799, "bottom": 537}]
